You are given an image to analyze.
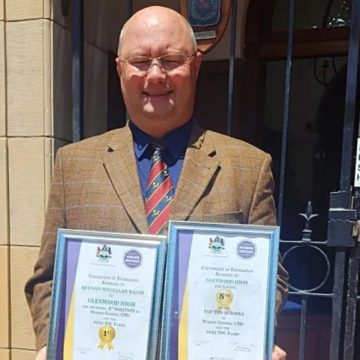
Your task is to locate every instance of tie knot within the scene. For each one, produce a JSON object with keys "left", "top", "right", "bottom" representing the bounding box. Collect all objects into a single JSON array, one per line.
[{"left": 150, "top": 144, "right": 165, "bottom": 160}]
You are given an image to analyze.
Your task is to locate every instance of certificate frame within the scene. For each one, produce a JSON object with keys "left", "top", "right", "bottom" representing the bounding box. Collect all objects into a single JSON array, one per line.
[
  {"left": 161, "top": 221, "right": 280, "bottom": 360},
  {"left": 47, "top": 229, "right": 166, "bottom": 360}
]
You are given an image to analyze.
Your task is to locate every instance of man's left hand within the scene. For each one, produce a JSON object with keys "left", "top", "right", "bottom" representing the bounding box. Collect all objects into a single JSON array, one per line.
[{"left": 272, "top": 344, "right": 286, "bottom": 359}]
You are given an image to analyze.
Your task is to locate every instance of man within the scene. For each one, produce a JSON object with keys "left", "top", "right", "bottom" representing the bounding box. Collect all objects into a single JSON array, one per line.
[{"left": 25, "top": 6, "right": 288, "bottom": 359}]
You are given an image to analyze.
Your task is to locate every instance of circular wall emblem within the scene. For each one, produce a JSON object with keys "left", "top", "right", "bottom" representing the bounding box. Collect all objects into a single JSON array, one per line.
[
  {"left": 237, "top": 240, "right": 256, "bottom": 259},
  {"left": 123, "top": 249, "right": 142, "bottom": 268}
]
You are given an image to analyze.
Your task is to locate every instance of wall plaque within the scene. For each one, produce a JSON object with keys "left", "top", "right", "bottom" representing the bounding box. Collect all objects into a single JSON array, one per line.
[{"left": 180, "top": 0, "right": 232, "bottom": 53}]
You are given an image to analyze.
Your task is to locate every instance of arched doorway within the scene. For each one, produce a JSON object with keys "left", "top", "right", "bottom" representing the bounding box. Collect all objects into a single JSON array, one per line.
[{"left": 240, "top": 1, "right": 359, "bottom": 359}]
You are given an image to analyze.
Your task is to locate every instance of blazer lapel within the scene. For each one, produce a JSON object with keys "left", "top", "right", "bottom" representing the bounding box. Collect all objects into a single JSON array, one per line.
[
  {"left": 171, "top": 125, "right": 220, "bottom": 221},
  {"left": 102, "top": 126, "right": 149, "bottom": 233}
]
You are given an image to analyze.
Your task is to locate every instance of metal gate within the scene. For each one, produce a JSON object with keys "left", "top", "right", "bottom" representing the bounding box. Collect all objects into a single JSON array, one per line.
[
  {"left": 271, "top": 0, "right": 360, "bottom": 358},
  {"left": 69, "top": 0, "right": 360, "bottom": 358}
]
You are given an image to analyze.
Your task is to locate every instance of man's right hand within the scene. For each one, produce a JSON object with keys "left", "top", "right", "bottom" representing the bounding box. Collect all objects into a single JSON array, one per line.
[
  {"left": 35, "top": 346, "right": 46, "bottom": 360},
  {"left": 272, "top": 345, "right": 286, "bottom": 360}
]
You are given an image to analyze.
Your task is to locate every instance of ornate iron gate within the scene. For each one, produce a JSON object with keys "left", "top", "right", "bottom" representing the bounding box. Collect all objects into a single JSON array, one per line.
[
  {"left": 69, "top": 0, "right": 360, "bottom": 358},
  {"left": 276, "top": 0, "right": 360, "bottom": 359}
]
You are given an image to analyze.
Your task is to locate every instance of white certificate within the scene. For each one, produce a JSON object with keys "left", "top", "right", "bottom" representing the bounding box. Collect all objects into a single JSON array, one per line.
[
  {"left": 47, "top": 230, "right": 166, "bottom": 360},
  {"left": 71, "top": 243, "right": 156, "bottom": 359},
  {"left": 187, "top": 233, "right": 270, "bottom": 359},
  {"left": 161, "top": 221, "right": 279, "bottom": 360}
]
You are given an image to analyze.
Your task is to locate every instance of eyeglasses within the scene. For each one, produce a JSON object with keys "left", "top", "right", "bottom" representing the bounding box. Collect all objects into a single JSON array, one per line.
[{"left": 118, "top": 53, "right": 195, "bottom": 73}]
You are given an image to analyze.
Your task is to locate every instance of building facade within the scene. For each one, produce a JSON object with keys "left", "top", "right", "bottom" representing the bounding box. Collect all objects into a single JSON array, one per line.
[{"left": 0, "top": 0, "right": 359, "bottom": 359}]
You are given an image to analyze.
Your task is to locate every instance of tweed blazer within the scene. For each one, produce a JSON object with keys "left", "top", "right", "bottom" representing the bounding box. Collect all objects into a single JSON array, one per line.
[{"left": 25, "top": 123, "right": 288, "bottom": 350}]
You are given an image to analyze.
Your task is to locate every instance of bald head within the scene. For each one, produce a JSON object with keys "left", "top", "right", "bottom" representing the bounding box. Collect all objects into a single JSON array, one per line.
[
  {"left": 118, "top": 6, "right": 197, "bottom": 56},
  {"left": 115, "top": 5, "right": 202, "bottom": 138}
]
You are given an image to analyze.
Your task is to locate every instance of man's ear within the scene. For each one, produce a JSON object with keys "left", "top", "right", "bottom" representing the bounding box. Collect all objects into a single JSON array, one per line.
[
  {"left": 115, "top": 57, "right": 122, "bottom": 77},
  {"left": 193, "top": 51, "right": 202, "bottom": 81}
]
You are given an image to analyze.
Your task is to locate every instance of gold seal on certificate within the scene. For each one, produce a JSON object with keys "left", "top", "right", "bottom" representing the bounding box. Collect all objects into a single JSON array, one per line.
[
  {"left": 98, "top": 325, "right": 116, "bottom": 350},
  {"left": 215, "top": 288, "right": 233, "bottom": 310}
]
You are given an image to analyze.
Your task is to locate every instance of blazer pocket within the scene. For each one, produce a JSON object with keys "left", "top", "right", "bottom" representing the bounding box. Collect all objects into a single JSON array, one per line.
[{"left": 190, "top": 211, "right": 244, "bottom": 224}]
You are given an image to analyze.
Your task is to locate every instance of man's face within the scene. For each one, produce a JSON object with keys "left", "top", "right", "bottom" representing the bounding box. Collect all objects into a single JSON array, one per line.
[{"left": 116, "top": 11, "right": 202, "bottom": 138}]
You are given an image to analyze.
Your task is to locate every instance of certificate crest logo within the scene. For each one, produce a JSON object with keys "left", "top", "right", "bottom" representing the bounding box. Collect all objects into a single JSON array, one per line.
[
  {"left": 237, "top": 240, "right": 256, "bottom": 259},
  {"left": 98, "top": 324, "right": 116, "bottom": 350},
  {"left": 208, "top": 235, "right": 225, "bottom": 253},
  {"left": 124, "top": 249, "right": 142, "bottom": 269},
  {"left": 215, "top": 288, "right": 233, "bottom": 310},
  {"left": 96, "top": 244, "right": 112, "bottom": 262}
]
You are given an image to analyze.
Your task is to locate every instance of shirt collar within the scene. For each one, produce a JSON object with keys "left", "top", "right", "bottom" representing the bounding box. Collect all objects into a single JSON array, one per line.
[{"left": 130, "top": 119, "right": 193, "bottom": 159}]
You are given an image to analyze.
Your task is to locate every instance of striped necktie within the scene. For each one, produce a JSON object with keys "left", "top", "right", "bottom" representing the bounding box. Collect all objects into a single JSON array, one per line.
[{"left": 145, "top": 145, "right": 174, "bottom": 234}]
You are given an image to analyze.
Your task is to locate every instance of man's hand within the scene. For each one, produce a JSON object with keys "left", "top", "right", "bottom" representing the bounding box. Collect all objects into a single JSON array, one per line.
[
  {"left": 272, "top": 344, "right": 286, "bottom": 359},
  {"left": 35, "top": 346, "right": 46, "bottom": 360}
]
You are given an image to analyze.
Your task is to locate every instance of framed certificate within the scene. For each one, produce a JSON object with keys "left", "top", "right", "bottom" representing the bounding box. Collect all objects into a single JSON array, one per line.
[
  {"left": 161, "top": 221, "right": 280, "bottom": 360},
  {"left": 47, "top": 229, "right": 166, "bottom": 360}
]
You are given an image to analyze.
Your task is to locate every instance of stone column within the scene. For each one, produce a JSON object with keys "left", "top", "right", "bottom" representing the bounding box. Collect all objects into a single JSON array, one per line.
[
  {"left": 0, "top": 0, "right": 127, "bottom": 358},
  {"left": 0, "top": 1, "right": 72, "bottom": 359}
]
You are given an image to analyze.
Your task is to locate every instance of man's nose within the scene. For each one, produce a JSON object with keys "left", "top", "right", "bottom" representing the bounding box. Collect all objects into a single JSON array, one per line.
[{"left": 146, "top": 60, "right": 166, "bottom": 80}]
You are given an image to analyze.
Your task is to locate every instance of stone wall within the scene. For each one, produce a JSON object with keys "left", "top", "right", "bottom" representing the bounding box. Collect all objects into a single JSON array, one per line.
[
  {"left": 0, "top": 1, "right": 54, "bottom": 358},
  {"left": 0, "top": 0, "right": 123, "bottom": 357}
]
